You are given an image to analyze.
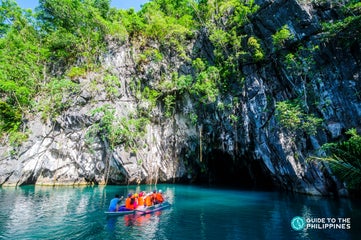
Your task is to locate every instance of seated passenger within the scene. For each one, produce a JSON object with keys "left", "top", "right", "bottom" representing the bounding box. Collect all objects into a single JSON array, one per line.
[
  {"left": 155, "top": 190, "right": 164, "bottom": 204},
  {"left": 137, "top": 192, "right": 145, "bottom": 209},
  {"left": 152, "top": 190, "right": 157, "bottom": 204},
  {"left": 108, "top": 194, "right": 121, "bottom": 212},
  {"left": 144, "top": 193, "right": 153, "bottom": 207},
  {"left": 125, "top": 193, "right": 135, "bottom": 210},
  {"left": 133, "top": 193, "right": 139, "bottom": 209}
]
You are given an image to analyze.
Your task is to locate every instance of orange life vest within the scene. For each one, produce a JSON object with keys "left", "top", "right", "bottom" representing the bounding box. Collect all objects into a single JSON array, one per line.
[
  {"left": 125, "top": 197, "right": 134, "bottom": 210},
  {"left": 156, "top": 193, "right": 164, "bottom": 203},
  {"left": 138, "top": 196, "right": 145, "bottom": 206},
  {"left": 145, "top": 195, "right": 153, "bottom": 206},
  {"left": 152, "top": 193, "right": 157, "bottom": 204}
]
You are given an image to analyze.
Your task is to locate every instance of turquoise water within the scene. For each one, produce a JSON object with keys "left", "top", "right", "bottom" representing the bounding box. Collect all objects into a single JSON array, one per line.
[{"left": 0, "top": 184, "right": 360, "bottom": 240}]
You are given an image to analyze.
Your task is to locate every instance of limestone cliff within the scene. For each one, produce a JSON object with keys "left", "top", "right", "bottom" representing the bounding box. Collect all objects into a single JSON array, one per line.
[{"left": 0, "top": 0, "right": 360, "bottom": 196}]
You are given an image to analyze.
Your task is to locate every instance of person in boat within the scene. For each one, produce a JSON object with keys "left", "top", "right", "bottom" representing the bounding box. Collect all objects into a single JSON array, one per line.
[
  {"left": 155, "top": 190, "right": 164, "bottom": 204},
  {"left": 125, "top": 193, "right": 135, "bottom": 210},
  {"left": 144, "top": 192, "right": 154, "bottom": 207},
  {"left": 136, "top": 192, "right": 146, "bottom": 210},
  {"left": 132, "top": 193, "right": 139, "bottom": 209},
  {"left": 108, "top": 194, "right": 122, "bottom": 212},
  {"left": 138, "top": 192, "right": 145, "bottom": 206},
  {"left": 152, "top": 190, "right": 157, "bottom": 204}
]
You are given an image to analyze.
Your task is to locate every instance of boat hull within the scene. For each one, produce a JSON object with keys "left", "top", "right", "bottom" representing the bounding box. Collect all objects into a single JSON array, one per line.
[
  {"left": 105, "top": 202, "right": 171, "bottom": 216},
  {"left": 135, "top": 202, "right": 171, "bottom": 215},
  {"left": 104, "top": 210, "right": 135, "bottom": 216}
]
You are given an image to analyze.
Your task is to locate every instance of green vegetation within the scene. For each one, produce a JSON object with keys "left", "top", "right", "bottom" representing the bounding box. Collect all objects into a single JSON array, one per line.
[
  {"left": 320, "top": 0, "right": 361, "bottom": 43},
  {"left": 272, "top": 25, "right": 294, "bottom": 49},
  {"left": 0, "top": 0, "right": 46, "bottom": 141},
  {"left": 87, "top": 105, "right": 149, "bottom": 150},
  {"left": 66, "top": 66, "right": 87, "bottom": 79},
  {"left": 141, "top": 86, "right": 160, "bottom": 108},
  {"left": 164, "top": 94, "right": 176, "bottom": 118},
  {"left": 191, "top": 65, "right": 220, "bottom": 104},
  {"left": 247, "top": 36, "right": 264, "bottom": 61},
  {"left": 275, "top": 99, "right": 322, "bottom": 135},
  {"left": 310, "top": 129, "right": 361, "bottom": 192},
  {"left": 0, "top": 0, "right": 261, "bottom": 140},
  {"left": 0, "top": 101, "right": 22, "bottom": 132},
  {"left": 201, "top": 0, "right": 260, "bottom": 89},
  {"left": 0, "top": 0, "right": 358, "bottom": 162},
  {"left": 103, "top": 73, "right": 121, "bottom": 100},
  {"left": 38, "top": 78, "right": 80, "bottom": 121},
  {"left": 37, "top": 0, "right": 118, "bottom": 67},
  {"left": 284, "top": 45, "right": 319, "bottom": 111}
]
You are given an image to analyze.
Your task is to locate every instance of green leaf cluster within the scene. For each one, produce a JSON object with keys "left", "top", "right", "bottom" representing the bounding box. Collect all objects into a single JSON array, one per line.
[
  {"left": 103, "top": 73, "right": 121, "bottom": 99},
  {"left": 275, "top": 99, "right": 322, "bottom": 135},
  {"left": 310, "top": 128, "right": 361, "bottom": 192},
  {"left": 0, "top": 0, "right": 115, "bottom": 137},
  {"left": 272, "top": 25, "right": 294, "bottom": 49},
  {"left": 191, "top": 63, "right": 220, "bottom": 104},
  {"left": 0, "top": 101, "right": 22, "bottom": 132},
  {"left": 247, "top": 36, "right": 264, "bottom": 61},
  {"left": 200, "top": 0, "right": 261, "bottom": 91},
  {"left": 320, "top": 0, "right": 361, "bottom": 43},
  {"left": 88, "top": 105, "right": 149, "bottom": 150},
  {"left": 142, "top": 86, "right": 161, "bottom": 109},
  {"left": 37, "top": 0, "right": 124, "bottom": 67},
  {"left": 38, "top": 78, "right": 80, "bottom": 120},
  {"left": 0, "top": 0, "right": 48, "bottom": 137}
]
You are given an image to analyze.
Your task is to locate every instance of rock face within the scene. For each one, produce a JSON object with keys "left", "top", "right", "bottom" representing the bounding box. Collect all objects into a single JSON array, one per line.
[{"left": 0, "top": 0, "right": 360, "bottom": 196}]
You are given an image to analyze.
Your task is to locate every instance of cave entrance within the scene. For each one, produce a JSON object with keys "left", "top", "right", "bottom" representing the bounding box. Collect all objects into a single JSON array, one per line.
[{"left": 205, "top": 150, "right": 275, "bottom": 189}]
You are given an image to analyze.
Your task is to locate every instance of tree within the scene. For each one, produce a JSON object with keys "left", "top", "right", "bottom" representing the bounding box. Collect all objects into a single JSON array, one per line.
[
  {"left": 0, "top": 0, "right": 22, "bottom": 37},
  {"left": 37, "top": 0, "right": 113, "bottom": 67},
  {"left": 0, "top": 0, "right": 47, "bottom": 136}
]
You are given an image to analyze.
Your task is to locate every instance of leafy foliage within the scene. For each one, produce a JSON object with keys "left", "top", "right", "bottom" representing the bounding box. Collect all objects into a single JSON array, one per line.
[
  {"left": 272, "top": 25, "right": 294, "bottom": 49},
  {"left": 0, "top": 101, "right": 22, "bottom": 132},
  {"left": 275, "top": 99, "right": 322, "bottom": 135},
  {"left": 283, "top": 45, "right": 320, "bottom": 112},
  {"left": 310, "top": 128, "right": 361, "bottom": 192},
  {"left": 199, "top": 0, "right": 260, "bottom": 91},
  {"left": 0, "top": 0, "right": 357, "bottom": 158},
  {"left": 191, "top": 65, "right": 220, "bottom": 104},
  {"left": 37, "top": 0, "right": 118, "bottom": 67},
  {"left": 318, "top": 0, "right": 361, "bottom": 45},
  {"left": 0, "top": 0, "right": 47, "bottom": 137},
  {"left": 88, "top": 105, "right": 149, "bottom": 150},
  {"left": 38, "top": 78, "right": 80, "bottom": 120},
  {"left": 247, "top": 36, "right": 264, "bottom": 61},
  {"left": 103, "top": 73, "right": 121, "bottom": 99},
  {"left": 164, "top": 94, "right": 176, "bottom": 118}
]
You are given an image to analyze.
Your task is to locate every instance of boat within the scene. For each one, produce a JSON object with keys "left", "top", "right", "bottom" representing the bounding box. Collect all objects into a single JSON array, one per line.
[
  {"left": 104, "top": 202, "right": 171, "bottom": 216},
  {"left": 135, "top": 201, "right": 171, "bottom": 215},
  {"left": 104, "top": 208, "right": 135, "bottom": 216}
]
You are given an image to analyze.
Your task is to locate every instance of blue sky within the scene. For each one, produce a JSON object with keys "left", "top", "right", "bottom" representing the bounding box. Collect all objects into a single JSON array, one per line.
[{"left": 15, "top": 0, "right": 150, "bottom": 11}]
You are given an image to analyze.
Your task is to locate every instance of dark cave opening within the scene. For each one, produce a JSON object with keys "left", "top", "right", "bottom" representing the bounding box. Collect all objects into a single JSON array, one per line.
[{"left": 203, "top": 150, "right": 276, "bottom": 190}]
